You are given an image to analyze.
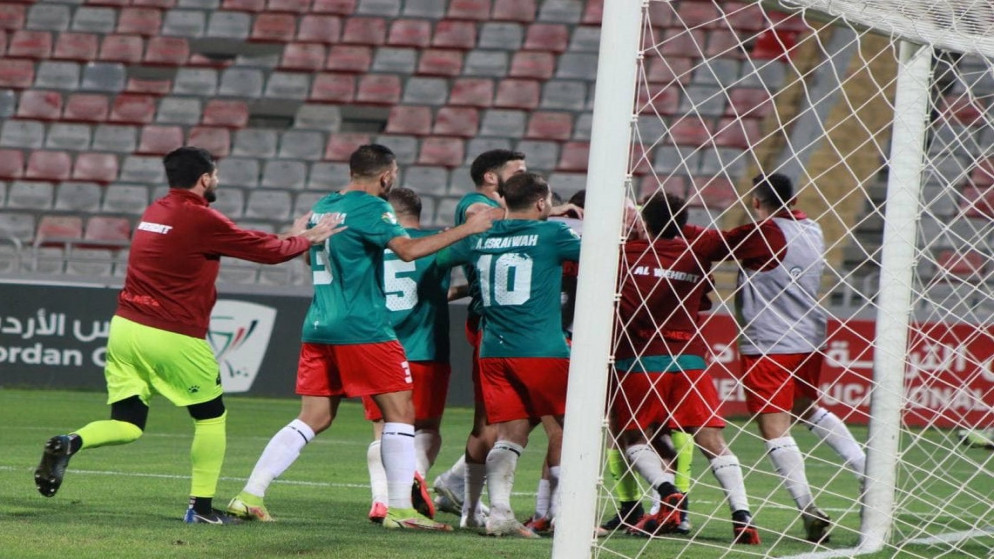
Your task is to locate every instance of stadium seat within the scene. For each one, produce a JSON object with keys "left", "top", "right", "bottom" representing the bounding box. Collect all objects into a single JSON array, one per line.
[
  {"left": 525, "top": 111, "right": 572, "bottom": 141},
  {"left": 555, "top": 53, "right": 597, "bottom": 80},
  {"left": 202, "top": 99, "right": 248, "bottom": 128},
  {"left": 280, "top": 42, "right": 327, "bottom": 71},
  {"left": 433, "top": 107, "right": 479, "bottom": 138},
  {"left": 293, "top": 190, "right": 326, "bottom": 216},
  {"left": 211, "top": 186, "right": 245, "bottom": 218},
  {"left": 371, "top": 47, "right": 418, "bottom": 73},
  {"left": 137, "top": 124, "right": 183, "bottom": 155},
  {"left": 261, "top": 160, "right": 308, "bottom": 189},
  {"left": 249, "top": 13, "right": 295, "bottom": 43},
  {"left": 515, "top": 139, "right": 557, "bottom": 170},
  {"left": 119, "top": 155, "right": 164, "bottom": 183},
  {"left": 479, "top": 109, "right": 525, "bottom": 138},
  {"left": 547, "top": 171, "right": 585, "bottom": 198},
  {"left": 143, "top": 36, "right": 189, "bottom": 65},
  {"left": 401, "top": 165, "right": 448, "bottom": 195},
  {"left": 416, "top": 49, "right": 463, "bottom": 77},
  {"left": 479, "top": 22, "right": 524, "bottom": 50},
  {"left": 265, "top": 72, "right": 312, "bottom": 100},
  {"left": 162, "top": 10, "right": 206, "bottom": 38},
  {"left": 384, "top": 105, "right": 432, "bottom": 136},
  {"left": 297, "top": 14, "right": 342, "bottom": 43},
  {"left": 35, "top": 61, "right": 81, "bottom": 91},
  {"left": 0, "top": 5, "right": 27, "bottom": 32},
  {"left": 556, "top": 141, "right": 588, "bottom": 172},
  {"left": 63, "top": 93, "right": 110, "bottom": 122},
  {"left": 133, "top": 0, "right": 177, "bottom": 7},
  {"left": 218, "top": 157, "right": 260, "bottom": 188},
  {"left": 432, "top": 196, "right": 458, "bottom": 226},
  {"left": 403, "top": 0, "right": 445, "bottom": 18},
  {"left": 432, "top": 20, "right": 477, "bottom": 49},
  {"left": 375, "top": 133, "right": 418, "bottom": 164},
  {"left": 218, "top": 68, "right": 263, "bottom": 98},
  {"left": 54, "top": 181, "right": 102, "bottom": 212},
  {"left": 72, "top": 152, "right": 119, "bottom": 183},
  {"left": 29, "top": 4, "right": 72, "bottom": 32},
  {"left": 116, "top": 7, "right": 163, "bottom": 36},
  {"left": 387, "top": 18, "right": 430, "bottom": 48},
  {"left": 92, "top": 123, "right": 136, "bottom": 153},
  {"left": 324, "top": 133, "right": 370, "bottom": 161},
  {"left": 108, "top": 94, "right": 156, "bottom": 124},
  {"left": 245, "top": 189, "right": 292, "bottom": 220},
  {"left": 52, "top": 32, "right": 99, "bottom": 61},
  {"left": 98, "top": 34, "right": 144, "bottom": 64},
  {"left": 573, "top": 112, "right": 591, "bottom": 140},
  {"left": 26, "top": 150, "right": 72, "bottom": 181},
  {"left": 126, "top": 77, "right": 172, "bottom": 96},
  {"left": 222, "top": 0, "right": 266, "bottom": 11},
  {"left": 0, "top": 120, "right": 44, "bottom": 149},
  {"left": 325, "top": 45, "right": 373, "bottom": 73},
  {"left": 749, "top": 28, "right": 797, "bottom": 60},
  {"left": 0, "top": 59, "right": 34, "bottom": 89},
  {"left": 71, "top": 7, "right": 116, "bottom": 34},
  {"left": 522, "top": 23, "right": 568, "bottom": 52},
  {"left": 85, "top": 216, "right": 131, "bottom": 242},
  {"left": 357, "top": 0, "right": 400, "bottom": 16},
  {"left": 6, "top": 180, "right": 54, "bottom": 210},
  {"left": 308, "top": 160, "right": 349, "bottom": 189},
  {"left": 355, "top": 74, "right": 401, "bottom": 104},
  {"left": 646, "top": 56, "right": 693, "bottom": 84},
  {"left": 311, "top": 0, "right": 356, "bottom": 15},
  {"left": 724, "top": 1, "right": 768, "bottom": 32},
  {"left": 16, "top": 90, "right": 62, "bottom": 120},
  {"left": 65, "top": 247, "right": 116, "bottom": 275},
  {"left": 418, "top": 137, "right": 464, "bottom": 167},
  {"left": 7, "top": 30, "right": 53, "bottom": 59},
  {"left": 342, "top": 16, "right": 387, "bottom": 45},
  {"left": 539, "top": 79, "right": 586, "bottom": 110},
  {"left": 492, "top": 0, "right": 535, "bottom": 23},
  {"left": 636, "top": 84, "right": 679, "bottom": 115},
  {"left": 294, "top": 103, "right": 341, "bottom": 131},
  {"left": 36, "top": 215, "right": 83, "bottom": 244},
  {"left": 538, "top": 0, "right": 581, "bottom": 23},
  {"left": 155, "top": 96, "right": 201, "bottom": 125},
  {"left": 464, "top": 49, "right": 508, "bottom": 76},
  {"left": 188, "top": 126, "right": 231, "bottom": 158},
  {"left": 449, "top": 77, "right": 493, "bottom": 107},
  {"left": 80, "top": 62, "right": 125, "bottom": 92},
  {"left": 494, "top": 79, "right": 539, "bottom": 109},
  {"left": 0, "top": 210, "right": 34, "bottom": 241},
  {"left": 402, "top": 77, "right": 448, "bottom": 105},
  {"left": 46, "top": 123, "right": 92, "bottom": 150},
  {"left": 309, "top": 72, "right": 356, "bottom": 103},
  {"left": 447, "top": 0, "right": 491, "bottom": 20},
  {"left": 727, "top": 87, "right": 773, "bottom": 119},
  {"left": 207, "top": 11, "right": 251, "bottom": 40},
  {"left": 102, "top": 184, "right": 149, "bottom": 214},
  {"left": 233, "top": 128, "right": 278, "bottom": 158},
  {"left": 668, "top": 118, "right": 711, "bottom": 148},
  {"left": 935, "top": 249, "right": 986, "bottom": 281},
  {"left": 714, "top": 117, "right": 760, "bottom": 149},
  {"left": 582, "top": 0, "right": 603, "bottom": 24},
  {"left": 278, "top": 130, "right": 325, "bottom": 160},
  {"left": 509, "top": 51, "right": 554, "bottom": 79},
  {"left": 688, "top": 176, "right": 737, "bottom": 209},
  {"left": 268, "top": 0, "right": 312, "bottom": 13},
  {"left": 706, "top": 28, "right": 746, "bottom": 58},
  {"left": 960, "top": 184, "right": 994, "bottom": 220}
]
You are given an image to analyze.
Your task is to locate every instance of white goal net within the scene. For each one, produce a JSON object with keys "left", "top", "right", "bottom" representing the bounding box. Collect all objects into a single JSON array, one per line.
[{"left": 555, "top": 1, "right": 994, "bottom": 558}]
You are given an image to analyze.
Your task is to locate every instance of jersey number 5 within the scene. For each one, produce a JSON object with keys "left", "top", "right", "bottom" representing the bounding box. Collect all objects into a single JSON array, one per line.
[
  {"left": 478, "top": 253, "right": 533, "bottom": 307},
  {"left": 384, "top": 258, "right": 418, "bottom": 311}
]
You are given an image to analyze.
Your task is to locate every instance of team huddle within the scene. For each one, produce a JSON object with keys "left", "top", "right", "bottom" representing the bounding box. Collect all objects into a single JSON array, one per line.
[{"left": 33, "top": 145, "right": 868, "bottom": 545}]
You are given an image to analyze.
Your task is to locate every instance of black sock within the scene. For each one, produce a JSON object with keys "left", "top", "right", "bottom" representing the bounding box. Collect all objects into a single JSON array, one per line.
[
  {"left": 656, "top": 482, "right": 678, "bottom": 497},
  {"left": 190, "top": 497, "right": 213, "bottom": 515}
]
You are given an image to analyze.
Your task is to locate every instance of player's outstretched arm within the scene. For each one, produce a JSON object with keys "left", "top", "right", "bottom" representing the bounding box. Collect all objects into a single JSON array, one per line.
[
  {"left": 550, "top": 202, "right": 583, "bottom": 219},
  {"left": 389, "top": 207, "right": 501, "bottom": 262},
  {"left": 296, "top": 213, "right": 347, "bottom": 245}
]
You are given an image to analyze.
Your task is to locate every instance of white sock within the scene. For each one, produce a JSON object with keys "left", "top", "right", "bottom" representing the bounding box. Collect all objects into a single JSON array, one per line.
[
  {"left": 547, "top": 465, "right": 561, "bottom": 519},
  {"left": 440, "top": 454, "right": 466, "bottom": 494},
  {"left": 710, "top": 453, "right": 750, "bottom": 513},
  {"left": 766, "top": 436, "right": 814, "bottom": 511},
  {"left": 807, "top": 407, "right": 866, "bottom": 478},
  {"left": 381, "top": 422, "right": 416, "bottom": 510},
  {"left": 414, "top": 429, "right": 441, "bottom": 478},
  {"left": 534, "top": 478, "right": 551, "bottom": 518},
  {"left": 648, "top": 488, "right": 661, "bottom": 515},
  {"left": 244, "top": 419, "right": 315, "bottom": 498},
  {"left": 463, "top": 460, "right": 486, "bottom": 516},
  {"left": 626, "top": 443, "right": 674, "bottom": 489},
  {"left": 486, "top": 440, "right": 523, "bottom": 519},
  {"left": 367, "top": 440, "right": 388, "bottom": 505}
]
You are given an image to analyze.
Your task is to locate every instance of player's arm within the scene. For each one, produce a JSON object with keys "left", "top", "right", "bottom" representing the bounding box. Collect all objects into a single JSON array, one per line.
[
  {"left": 550, "top": 202, "right": 584, "bottom": 219},
  {"left": 388, "top": 207, "right": 500, "bottom": 262},
  {"left": 448, "top": 283, "right": 470, "bottom": 301},
  {"left": 463, "top": 201, "right": 505, "bottom": 221},
  {"left": 207, "top": 212, "right": 345, "bottom": 264}
]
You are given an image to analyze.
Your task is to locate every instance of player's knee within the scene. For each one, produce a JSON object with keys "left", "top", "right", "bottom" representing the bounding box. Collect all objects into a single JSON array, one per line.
[
  {"left": 187, "top": 396, "right": 226, "bottom": 420},
  {"left": 110, "top": 395, "right": 150, "bottom": 431}
]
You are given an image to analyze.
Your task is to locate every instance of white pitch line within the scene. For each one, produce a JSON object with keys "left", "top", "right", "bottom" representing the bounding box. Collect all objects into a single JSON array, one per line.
[{"left": 906, "top": 528, "right": 994, "bottom": 545}]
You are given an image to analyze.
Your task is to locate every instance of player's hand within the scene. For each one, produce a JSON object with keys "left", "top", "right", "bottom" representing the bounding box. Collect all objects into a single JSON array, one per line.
[
  {"left": 301, "top": 213, "right": 347, "bottom": 244},
  {"left": 464, "top": 207, "right": 503, "bottom": 234},
  {"left": 551, "top": 203, "right": 583, "bottom": 219}
]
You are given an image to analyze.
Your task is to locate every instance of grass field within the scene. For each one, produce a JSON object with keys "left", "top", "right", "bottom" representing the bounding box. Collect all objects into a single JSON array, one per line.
[{"left": 2, "top": 388, "right": 993, "bottom": 558}]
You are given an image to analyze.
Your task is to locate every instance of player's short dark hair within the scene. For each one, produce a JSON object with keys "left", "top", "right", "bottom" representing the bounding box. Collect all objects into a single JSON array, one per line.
[
  {"left": 502, "top": 172, "right": 550, "bottom": 211},
  {"left": 640, "top": 192, "right": 687, "bottom": 239},
  {"left": 568, "top": 190, "right": 586, "bottom": 209},
  {"left": 387, "top": 187, "right": 422, "bottom": 219},
  {"left": 350, "top": 144, "right": 396, "bottom": 179},
  {"left": 470, "top": 149, "right": 526, "bottom": 186},
  {"left": 752, "top": 172, "right": 794, "bottom": 210},
  {"left": 163, "top": 146, "right": 215, "bottom": 189}
]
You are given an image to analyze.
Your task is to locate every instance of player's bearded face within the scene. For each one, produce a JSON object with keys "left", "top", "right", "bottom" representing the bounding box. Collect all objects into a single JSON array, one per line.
[
  {"left": 202, "top": 170, "right": 219, "bottom": 203},
  {"left": 379, "top": 163, "right": 398, "bottom": 199}
]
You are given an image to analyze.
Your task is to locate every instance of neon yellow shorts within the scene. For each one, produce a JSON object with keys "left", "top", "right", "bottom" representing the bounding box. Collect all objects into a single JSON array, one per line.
[{"left": 104, "top": 316, "right": 223, "bottom": 407}]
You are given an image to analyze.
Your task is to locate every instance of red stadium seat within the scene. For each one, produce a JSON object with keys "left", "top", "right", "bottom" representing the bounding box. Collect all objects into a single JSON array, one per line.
[
  {"left": 433, "top": 107, "right": 479, "bottom": 138},
  {"left": 385, "top": 105, "right": 432, "bottom": 136},
  {"left": 311, "top": 0, "right": 355, "bottom": 15},
  {"left": 449, "top": 78, "right": 493, "bottom": 107},
  {"left": 556, "top": 141, "right": 589, "bottom": 172},
  {"left": 960, "top": 185, "right": 994, "bottom": 220},
  {"left": 126, "top": 77, "right": 172, "bottom": 95},
  {"left": 636, "top": 84, "right": 679, "bottom": 115},
  {"left": 936, "top": 249, "right": 986, "bottom": 281},
  {"left": 341, "top": 17, "right": 387, "bottom": 46},
  {"left": 644, "top": 1, "right": 674, "bottom": 28},
  {"left": 942, "top": 95, "right": 985, "bottom": 125},
  {"left": 387, "top": 19, "right": 431, "bottom": 48},
  {"left": 727, "top": 87, "right": 773, "bottom": 119},
  {"left": 688, "top": 176, "right": 737, "bottom": 209},
  {"left": 432, "top": 20, "right": 477, "bottom": 50},
  {"left": 0, "top": 5, "right": 26, "bottom": 32},
  {"left": 970, "top": 159, "right": 994, "bottom": 187},
  {"left": 36, "top": 216, "right": 84, "bottom": 245},
  {"left": 63, "top": 93, "right": 110, "bottom": 122},
  {"left": 646, "top": 56, "right": 693, "bottom": 84},
  {"left": 0, "top": 59, "right": 34, "bottom": 89},
  {"left": 297, "top": 15, "right": 342, "bottom": 43},
  {"left": 724, "top": 2, "right": 768, "bottom": 32},
  {"left": 16, "top": 90, "right": 63, "bottom": 120},
  {"left": 84, "top": 216, "right": 131, "bottom": 242},
  {"left": 7, "top": 31, "right": 53, "bottom": 59},
  {"left": 221, "top": 0, "right": 266, "bottom": 11},
  {"left": 309, "top": 72, "right": 355, "bottom": 103},
  {"left": 750, "top": 28, "right": 797, "bottom": 60},
  {"left": 417, "top": 49, "right": 463, "bottom": 77},
  {"left": 26, "top": 151, "right": 72, "bottom": 181},
  {"left": 0, "top": 149, "right": 25, "bottom": 179},
  {"left": 72, "top": 152, "right": 119, "bottom": 183},
  {"left": 714, "top": 117, "right": 760, "bottom": 149},
  {"left": 250, "top": 13, "right": 296, "bottom": 43},
  {"left": 325, "top": 45, "right": 372, "bottom": 73},
  {"left": 355, "top": 74, "right": 401, "bottom": 105},
  {"left": 143, "top": 36, "right": 189, "bottom": 66},
  {"left": 659, "top": 29, "right": 707, "bottom": 57},
  {"left": 132, "top": 0, "right": 176, "bottom": 8},
  {"left": 99, "top": 35, "right": 145, "bottom": 65},
  {"left": 582, "top": 0, "right": 603, "bottom": 24},
  {"left": 418, "top": 137, "right": 464, "bottom": 167},
  {"left": 117, "top": 8, "right": 163, "bottom": 36},
  {"left": 268, "top": 0, "right": 312, "bottom": 13},
  {"left": 492, "top": 0, "right": 536, "bottom": 23},
  {"left": 109, "top": 94, "right": 156, "bottom": 125},
  {"left": 202, "top": 99, "right": 248, "bottom": 128},
  {"left": 188, "top": 126, "right": 231, "bottom": 158},
  {"left": 668, "top": 118, "right": 711, "bottom": 148},
  {"left": 137, "top": 124, "right": 183, "bottom": 155},
  {"left": 494, "top": 79, "right": 539, "bottom": 110},
  {"left": 509, "top": 51, "right": 555, "bottom": 79},
  {"left": 325, "top": 133, "right": 370, "bottom": 161},
  {"left": 525, "top": 111, "right": 572, "bottom": 141},
  {"left": 522, "top": 23, "right": 568, "bottom": 53},
  {"left": 280, "top": 42, "right": 327, "bottom": 72},
  {"left": 53, "top": 33, "right": 99, "bottom": 62},
  {"left": 706, "top": 28, "right": 745, "bottom": 57},
  {"left": 447, "top": 0, "right": 491, "bottom": 21}
]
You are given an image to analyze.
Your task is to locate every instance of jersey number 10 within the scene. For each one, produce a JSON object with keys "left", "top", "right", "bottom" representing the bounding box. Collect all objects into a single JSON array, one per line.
[{"left": 478, "top": 253, "right": 533, "bottom": 307}]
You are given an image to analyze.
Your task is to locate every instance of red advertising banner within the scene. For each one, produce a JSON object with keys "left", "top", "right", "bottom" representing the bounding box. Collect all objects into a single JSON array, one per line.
[{"left": 698, "top": 314, "right": 994, "bottom": 428}]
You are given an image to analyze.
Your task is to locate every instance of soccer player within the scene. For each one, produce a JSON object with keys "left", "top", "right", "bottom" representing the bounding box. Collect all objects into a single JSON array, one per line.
[
  {"left": 226, "top": 145, "right": 497, "bottom": 531},
  {"left": 362, "top": 187, "right": 452, "bottom": 523},
  {"left": 439, "top": 172, "right": 581, "bottom": 538},
  {"left": 686, "top": 173, "right": 866, "bottom": 544},
  {"left": 612, "top": 191, "right": 760, "bottom": 544},
  {"left": 33, "top": 146, "right": 344, "bottom": 524}
]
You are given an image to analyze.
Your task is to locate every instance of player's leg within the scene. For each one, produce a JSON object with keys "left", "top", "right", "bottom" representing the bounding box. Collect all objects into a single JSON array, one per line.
[
  {"left": 485, "top": 418, "right": 538, "bottom": 538},
  {"left": 409, "top": 362, "right": 447, "bottom": 520},
  {"left": 622, "top": 428, "right": 684, "bottom": 536},
  {"left": 184, "top": 395, "right": 239, "bottom": 524},
  {"left": 363, "top": 402, "right": 388, "bottom": 523},
  {"left": 670, "top": 429, "right": 694, "bottom": 533},
  {"left": 691, "top": 427, "right": 760, "bottom": 544},
  {"left": 525, "top": 459, "right": 552, "bottom": 531},
  {"left": 596, "top": 437, "right": 645, "bottom": 536},
  {"left": 526, "top": 415, "right": 563, "bottom": 532}
]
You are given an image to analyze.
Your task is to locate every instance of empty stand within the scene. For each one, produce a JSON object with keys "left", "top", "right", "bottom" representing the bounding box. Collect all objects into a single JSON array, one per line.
[
  {"left": 265, "top": 72, "right": 312, "bottom": 100},
  {"left": 137, "top": 124, "right": 183, "bottom": 155},
  {"left": 103, "top": 184, "right": 149, "bottom": 214},
  {"left": 219, "top": 157, "right": 260, "bottom": 188},
  {"left": 494, "top": 78, "right": 540, "bottom": 109},
  {"left": 324, "top": 133, "right": 370, "bottom": 160},
  {"left": 36, "top": 215, "right": 84, "bottom": 245},
  {"left": 0, "top": 59, "right": 35, "bottom": 89},
  {"left": 188, "top": 126, "right": 231, "bottom": 157},
  {"left": 117, "top": 7, "right": 163, "bottom": 36},
  {"left": 433, "top": 20, "right": 477, "bottom": 49},
  {"left": 16, "top": 90, "right": 62, "bottom": 120},
  {"left": 449, "top": 77, "right": 494, "bottom": 107},
  {"left": 385, "top": 105, "right": 432, "bottom": 135},
  {"left": 387, "top": 18, "right": 430, "bottom": 47},
  {"left": 144, "top": 36, "right": 189, "bottom": 65},
  {"left": 25, "top": 150, "right": 72, "bottom": 181},
  {"left": 8, "top": 30, "right": 53, "bottom": 59},
  {"left": 54, "top": 181, "right": 102, "bottom": 212},
  {"left": 525, "top": 111, "right": 572, "bottom": 141},
  {"left": 310, "top": 72, "right": 356, "bottom": 102},
  {"left": 7, "top": 180, "right": 54, "bottom": 210},
  {"left": 433, "top": 106, "right": 479, "bottom": 137},
  {"left": 523, "top": 23, "right": 568, "bottom": 52},
  {"left": 509, "top": 51, "right": 555, "bottom": 79},
  {"left": 418, "top": 136, "right": 464, "bottom": 167},
  {"left": 53, "top": 32, "right": 100, "bottom": 62},
  {"left": 64, "top": 93, "right": 111, "bottom": 122},
  {"left": 1, "top": 120, "right": 44, "bottom": 148},
  {"left": 72, "top": 152, "right": 119, "bottom": 183},
  {"left": 355, "top": 74, "right": 401, "bottom": 104},
  {"left": 233, "top": 128, "right": 278, "bottom": 158},
  {"left": 279, "top": 130, "right": 325, "bottom": 160},
  {"left": 261, "top": 160, "right": 308, "bottom": 189},
  {"left": 281, "top": 42, "right": 327, "bottom": 71},
  {"left": 325, "top": 45, "right": 373, "bottom": 72},
  {"left": 109, "top": 93, "right": 156, "bottom": 124},
  {"left": 46, "top": 123, "right": 92, "bottom": 150},
  {"left": 417, "top": 48, "right": 463, "bottom": 76},
  {"left": 556, "top": 141, "right": 588, "bottom": 172}
]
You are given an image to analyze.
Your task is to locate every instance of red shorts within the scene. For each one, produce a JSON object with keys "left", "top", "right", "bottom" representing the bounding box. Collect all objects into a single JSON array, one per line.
[
  {"left": 362, "top": 361, "right": 452, "bottom": 421},
  {"left": 478, "top": 357, "right": 569, "bottom": 423},
  {"left": 610, "top": 369, "right": 726, "bottom": 432},
  {"left": 296, "top": 341, "right": 412, "bottom": 398},
  {"left": 740, "top": 352, "right": 822, "bottom": 414},
  {"left": 465, "top": 316, "right": 484, "bottom": 404}
]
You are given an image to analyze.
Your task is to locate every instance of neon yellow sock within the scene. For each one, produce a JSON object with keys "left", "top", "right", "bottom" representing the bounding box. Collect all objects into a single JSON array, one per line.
[
  {"left": 190, "top": 412, "right": 226, "bottom": 499},
  {"left": 607, "top": 448, "right": 640, "bottom": 502},
  {"left": 75, "top": 420, "right": 143, "bottom": 450},
  {"left": 671, "top": 431, "right": 693, "bottom": 494}
]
